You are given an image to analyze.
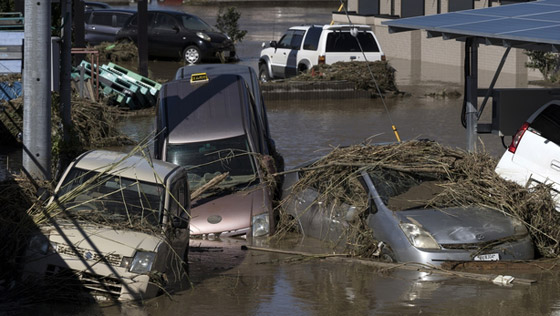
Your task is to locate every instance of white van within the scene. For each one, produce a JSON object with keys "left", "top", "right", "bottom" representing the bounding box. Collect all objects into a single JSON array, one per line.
[
  {"left": 495, "top": 100, "right": 560, "bottom": 209},
  {"left": 23, "top": 150, "right": 190, "bottom": 301},
  {"left": 259, "top": 24, "right": 385, "bottom": 81}
]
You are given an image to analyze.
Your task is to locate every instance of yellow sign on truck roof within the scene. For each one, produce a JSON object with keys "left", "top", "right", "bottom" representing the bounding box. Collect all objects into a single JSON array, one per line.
[{"left": 190, "top": 73, "right": 209, "bottom": 84}]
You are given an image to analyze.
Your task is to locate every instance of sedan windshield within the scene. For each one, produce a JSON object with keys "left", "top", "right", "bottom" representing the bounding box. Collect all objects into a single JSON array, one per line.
[
  {"left": 166, "top": 135, "right": 258, "bottom": 190},
  {"left": 56, "top": 168, "right": 163, "bottom": 229},
  {"left": 181, "top": 15, "right": 214, "bottom": 32},
  {"left": 368, "top": 169, "right": 443, "bottom": 211}
]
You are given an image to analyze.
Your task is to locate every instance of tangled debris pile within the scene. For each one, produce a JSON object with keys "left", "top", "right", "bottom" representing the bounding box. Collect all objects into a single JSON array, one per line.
[
  {"left": 0, "top": 93, "right": 133, "bottom": 152},
  {"left": 286, "top": 61, "right": 400, "bottom": 96},
  {"left": 88, "top": 41, "right": 139, "bottom": 67},
  {"left": 277, "top": 141, "right": 559, "bottom": 258}
]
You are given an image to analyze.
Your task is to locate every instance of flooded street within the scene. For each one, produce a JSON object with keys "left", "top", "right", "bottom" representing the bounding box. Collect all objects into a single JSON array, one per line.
[{"left": 7, "top": 3, "right": 560, "bottom": 315}]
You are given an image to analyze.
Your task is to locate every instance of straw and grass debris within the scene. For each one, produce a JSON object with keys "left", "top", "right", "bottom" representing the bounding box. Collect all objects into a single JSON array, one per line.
[
  {"left": 286, "top": 61, "right": 400, "bottom": 96},
  {"left": 276, "top": 140, "right": 559, "bottom": 258}
]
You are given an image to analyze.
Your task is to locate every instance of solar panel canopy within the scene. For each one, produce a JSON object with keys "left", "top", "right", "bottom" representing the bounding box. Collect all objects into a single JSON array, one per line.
[{"left": 382, "top": 0, "right": 560, "bottom": 51}]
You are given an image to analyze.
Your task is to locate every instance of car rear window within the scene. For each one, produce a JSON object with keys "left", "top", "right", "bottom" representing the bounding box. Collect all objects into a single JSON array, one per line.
[
  {"left": 530, "top": 103, "right": 560, "bottom": 146},
  {"left": 325, "top": 31, "right": 380, "bottom": 53},
  {"left": 303, "top": 27, "right": 322, "bottom": 50}
]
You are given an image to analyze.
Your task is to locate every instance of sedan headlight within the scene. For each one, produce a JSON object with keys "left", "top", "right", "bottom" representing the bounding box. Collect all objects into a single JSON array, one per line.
[
  {"left": 252, "top": 213, "right": 270, "bottom": 237},
  {"left": 28, "top": 234, "right": 57, "bottom": 255},
  {"left": 399, "top": 223, "right": 440, "bottom": 250},
  {"left": 196, "top": 32, "right": 211, "bottom": 41},
  {"left": 129, "top": 251, "right": 156, "bottom": 274}
]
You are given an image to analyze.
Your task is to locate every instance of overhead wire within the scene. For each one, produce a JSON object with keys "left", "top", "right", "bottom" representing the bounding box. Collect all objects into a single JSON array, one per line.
[{"left": 336, "top": 0, "right": 401, "bottom": 143}]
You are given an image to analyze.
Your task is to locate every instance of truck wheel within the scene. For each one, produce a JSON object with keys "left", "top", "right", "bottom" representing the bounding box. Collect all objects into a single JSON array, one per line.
[{"left": 259, "top": 64, "right": 271, "bottom": 83}]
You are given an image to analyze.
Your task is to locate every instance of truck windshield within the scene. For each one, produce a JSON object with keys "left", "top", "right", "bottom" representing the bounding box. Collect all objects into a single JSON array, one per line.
[
  {"left": 167, "top": 135, "right": 258, "bottom": 190},
  {"left": 57, "top": 168, "right": 163, "bottom": 229}
]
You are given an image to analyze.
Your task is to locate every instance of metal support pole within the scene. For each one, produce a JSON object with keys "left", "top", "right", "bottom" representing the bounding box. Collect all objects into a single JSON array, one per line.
[
  {"left": 138, "top": 0, "right": 148, "bottom": 77},
  {"left": 465, "top": 38, "right": 478, "bottom": 153},
  {"left": 73, "top": 0, "right": 85, "bottom": 65},
  {"left": 23, "top": 0, "right": 52, "bottom": 180},
  {"left": 59, "top": 0, "right": 73, "bottom": 174}
]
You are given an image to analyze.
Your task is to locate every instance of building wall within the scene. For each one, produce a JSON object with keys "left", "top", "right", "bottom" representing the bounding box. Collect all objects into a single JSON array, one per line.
[{"left": 336, "top": 0, "right": 541, "bottom": 85}]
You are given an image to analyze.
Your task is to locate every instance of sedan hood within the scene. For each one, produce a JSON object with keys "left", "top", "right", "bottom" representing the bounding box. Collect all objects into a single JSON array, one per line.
[
  {"left": 45, "top": 222, "right": 163, "bottom": 258},
  {"left": 395, "top": 207, "right": 519, "bottom": 245}
]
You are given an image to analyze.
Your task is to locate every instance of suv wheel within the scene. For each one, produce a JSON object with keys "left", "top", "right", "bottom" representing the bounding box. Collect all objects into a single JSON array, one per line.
[
  {"left": 259, "top": 64, "right": 270, "bottom": 83},
  {"left": 183, "top": 46, "right": 201, "bottom": 64},
  {"left": 298, "top": 64, "right": 308, "bottom": 74}
]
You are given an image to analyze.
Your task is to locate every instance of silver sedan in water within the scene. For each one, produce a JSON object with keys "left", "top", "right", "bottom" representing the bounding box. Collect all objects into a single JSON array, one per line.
[{"left": 282, "top": 165, "right": 535, "bottom": 266}]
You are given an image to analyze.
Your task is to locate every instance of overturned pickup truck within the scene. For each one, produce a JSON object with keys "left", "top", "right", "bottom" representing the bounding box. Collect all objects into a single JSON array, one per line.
[{"left": 23, "top": 150, "right": 190, "bottom": 301}]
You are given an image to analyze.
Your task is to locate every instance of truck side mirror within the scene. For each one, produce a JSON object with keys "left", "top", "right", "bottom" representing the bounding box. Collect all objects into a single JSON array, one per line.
[{"left": 270, "top": 40, "right": 277, "bottom": 48}]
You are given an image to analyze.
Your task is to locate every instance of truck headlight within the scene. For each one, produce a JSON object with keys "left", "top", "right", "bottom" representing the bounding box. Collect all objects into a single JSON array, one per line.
[
  {"left": 399, "top": 223, "right": 440, "bottom": 250},
  {"left": 28, "top": 235, "right": 56, "bottom": 255},
  {"left": 196, "top": 32, "right": 211, "bottom": 41},
  {"left": 252, "top": 213, "right": 270, "bottom": 237},
  {"left": 129, "top": 251, "right": 156, "bottom": 274}
]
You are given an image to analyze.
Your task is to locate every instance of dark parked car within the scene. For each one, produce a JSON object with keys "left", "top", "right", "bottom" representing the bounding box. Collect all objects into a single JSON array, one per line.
[
  {"left": 85, "top": 9, "right": 135, "bottom": 45},
  {"left": 282, "top": 157, "right": 535, "bottom": 266},
  {"left": 84, "top": 1, "right": 111, "bottom": 10},
  {"left": 116, "top": 9, "right": 236, "bottom": 64}
]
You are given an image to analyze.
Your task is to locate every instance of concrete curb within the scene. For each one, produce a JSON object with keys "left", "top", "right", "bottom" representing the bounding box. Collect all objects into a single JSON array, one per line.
[{"left": 261, "top": 80, "right": 371, "bottom": 100}]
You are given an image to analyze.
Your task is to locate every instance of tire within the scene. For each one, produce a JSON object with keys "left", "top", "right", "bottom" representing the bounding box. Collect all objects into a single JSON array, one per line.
[
  {"left": 183, "top": 46, "right": 201, "bottom": 64},
  {"left": 380, "top": 245, "right": 396, "bottom": 263},
  {"left": 298, "top": 64, "right": 308, "bottom": 74},
  {"left": 259, "top": 63, "right": 271, "bottom": 83}
]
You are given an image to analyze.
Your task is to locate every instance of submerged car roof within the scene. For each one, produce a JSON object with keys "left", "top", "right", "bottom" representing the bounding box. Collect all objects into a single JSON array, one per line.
[
  {"left": 160, "top": 74, "right": 250, "bottom": 144},
  {"left": 73, "top": 150, "right": 182, "bottom": 184}
]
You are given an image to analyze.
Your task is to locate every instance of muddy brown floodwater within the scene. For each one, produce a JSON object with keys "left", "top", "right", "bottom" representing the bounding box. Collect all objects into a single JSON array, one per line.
[{"left": 8, "top": 4, "right": 560, "bottom": 315}]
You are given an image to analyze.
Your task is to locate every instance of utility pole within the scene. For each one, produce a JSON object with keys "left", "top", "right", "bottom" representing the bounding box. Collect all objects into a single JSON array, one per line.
[
  {"left": 23, "top": 0, "right": 52, "bottom": 180},
  {"left": 138, "top": 0, "right": 148, "bottom": 77},
  {"left": 59, "top": 0, "right": 73, "bottom": 173}
]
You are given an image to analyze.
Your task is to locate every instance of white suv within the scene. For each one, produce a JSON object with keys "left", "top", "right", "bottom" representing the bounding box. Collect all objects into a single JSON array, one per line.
[
  {"left": 259, "top": 24, "right": 384, "bottom": 82},
  {"left": 495, "top": 100, "right": 560, "bottom": 209}
]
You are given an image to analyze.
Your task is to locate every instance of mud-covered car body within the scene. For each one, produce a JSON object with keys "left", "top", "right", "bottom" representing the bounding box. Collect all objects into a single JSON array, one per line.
[
  {"left": 23, "top": 150, "right": 190, "bottom": 301},
  {"left": 495, "top": 100, "right": 560, "bottom": 210},
  {"left": 116, "top": 9, "right": 235, "bottom": 64},
  {"left": 155, "top": 72, "right": 276, "bottom": 238},
  {"left": 282, "top": 162, "right": 534, "bottom": 266}
]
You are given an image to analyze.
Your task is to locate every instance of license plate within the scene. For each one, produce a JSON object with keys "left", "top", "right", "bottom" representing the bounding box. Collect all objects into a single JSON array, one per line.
[{"left": 474, "top": 253, "right": 500, "bottom": 261}]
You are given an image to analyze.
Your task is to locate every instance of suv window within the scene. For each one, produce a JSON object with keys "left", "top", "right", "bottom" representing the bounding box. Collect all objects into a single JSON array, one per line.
[
  {"left": 303, "top": 27, "right": 322, "bottom": 50},
  {"left": 91, "top": 12, "right": 113, "bottom": 26},
  {"left": 531, "top": 104, "right": 560, "bottom": 146},
  {"left": 277, "top": 31, "right": 294, "bottom": 49},
  {"left": 326, "top": 31, "right": 380, "bottom": 53}
]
